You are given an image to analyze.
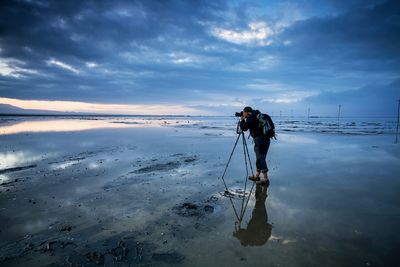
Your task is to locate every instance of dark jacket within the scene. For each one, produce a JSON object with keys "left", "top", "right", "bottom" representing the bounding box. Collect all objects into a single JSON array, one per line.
[{"left": 240, "top": 110, "right": 264, "bottom": 138}]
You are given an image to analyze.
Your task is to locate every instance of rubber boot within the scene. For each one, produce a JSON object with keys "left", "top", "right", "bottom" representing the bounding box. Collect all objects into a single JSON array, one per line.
[{"left": 248, "top": 171, "right": 260, "bottom": 182}]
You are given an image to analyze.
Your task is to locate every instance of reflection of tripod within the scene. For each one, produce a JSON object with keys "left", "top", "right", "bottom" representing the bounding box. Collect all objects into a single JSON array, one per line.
[{"left": 219, "top": 120, "right": 256, "bottom": 227}]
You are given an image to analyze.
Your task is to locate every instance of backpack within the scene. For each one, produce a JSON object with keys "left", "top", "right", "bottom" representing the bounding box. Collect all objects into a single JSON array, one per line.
[{"left": 257, "top": 113, "right": 276, "bottom": 139}]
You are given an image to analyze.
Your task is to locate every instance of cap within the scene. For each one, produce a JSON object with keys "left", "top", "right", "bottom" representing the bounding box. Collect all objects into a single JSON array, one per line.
[{"left": 243, "top": 106, "right": 253, "bottom": 112}]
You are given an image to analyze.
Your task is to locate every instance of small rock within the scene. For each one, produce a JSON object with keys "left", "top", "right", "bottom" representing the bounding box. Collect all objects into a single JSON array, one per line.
[
  {"left": 60, "top": 225, "right": 72, "bottom": 232},
  {"left": 182, "top": 203, "right": 197, "bottom": 209},
  {"left": 204, "top": 205, "right": 214, "bottom": 214}
]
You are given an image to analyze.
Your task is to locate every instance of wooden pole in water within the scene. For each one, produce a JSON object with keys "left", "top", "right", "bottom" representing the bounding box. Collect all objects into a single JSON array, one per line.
[
  {"left": 307, "top": 107, "right": 310, "bottom": 121},
  {"left": 280, "top": 110, "right": 282, "bottom": 120},
  {"left": 396, "top": 98, "right": 400, "bottom": 144},
  {"left": 338, "top": 104, "right": 341, "bottom": 130}
]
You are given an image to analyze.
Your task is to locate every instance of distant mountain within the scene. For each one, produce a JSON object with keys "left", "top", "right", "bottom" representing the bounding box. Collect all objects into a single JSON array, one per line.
[
  {"left": 0, "top": 103, "right": 88, "bottom": 115},
  {"left": 0, "top": 104, "right": 23, "bottom": 114}
]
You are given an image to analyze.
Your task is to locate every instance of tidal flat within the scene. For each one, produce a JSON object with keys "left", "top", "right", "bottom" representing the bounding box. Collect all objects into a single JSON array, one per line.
[{"left": 0, "top": 116, "right": 399, "bottom": 267}]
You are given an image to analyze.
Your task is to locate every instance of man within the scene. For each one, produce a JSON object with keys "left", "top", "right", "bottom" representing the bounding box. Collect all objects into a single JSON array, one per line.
[{"left": 239, "top": 106, "right": 271, "bottom": 186}]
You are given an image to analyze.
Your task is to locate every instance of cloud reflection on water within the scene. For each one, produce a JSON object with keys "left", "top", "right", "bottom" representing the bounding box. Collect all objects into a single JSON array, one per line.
[
  {"left": 0, "top": 119, "right": 151, "bottom": 135},
  {"left": 0, "top": 174, "right": 9, "bottom": 183},
  {"left": 0, "top": 151, "right": 41, "bottom": 169},
  {"left": 278, "top": 133, "right": 319, "bottom": 144}
]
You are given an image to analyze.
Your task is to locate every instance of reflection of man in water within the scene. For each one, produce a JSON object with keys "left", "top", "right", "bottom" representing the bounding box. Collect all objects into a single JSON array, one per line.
[{"left": 233, "top": 184, "right": 272, "bottom": 246}]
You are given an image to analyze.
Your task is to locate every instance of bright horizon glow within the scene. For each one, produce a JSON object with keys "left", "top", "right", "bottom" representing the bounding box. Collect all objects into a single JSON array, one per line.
[{"left": 0, "top": 97, "right": 201, "bottom": 115}]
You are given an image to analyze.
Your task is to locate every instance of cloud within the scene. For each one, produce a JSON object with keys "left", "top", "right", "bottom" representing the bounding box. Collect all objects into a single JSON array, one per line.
[
  {"left": 85, "top": 62, "right": 97, "bottom": 68},
  {"left": 327, "top": 0, "right": 386, "bottom": 10},
  {"left": 0, "top": 58, "right": 38, "bottom": 78},
  {"left": 0, "top": 0, "right": 398, "bottom": 116},
  {"left": 47, "top": 58, "right": 80, "bottom": 74},
  {"left": 267, "top": 91, "right": 318, "bottom": 104},
  {"left": 211, "top": 21, "right": 274, "bottom": 46},
  {"left": 304, "top": 78, "right": 400, "bottom": 116},
  {"left": 280, "top": 0, "right": 400, "bottom": 67}
]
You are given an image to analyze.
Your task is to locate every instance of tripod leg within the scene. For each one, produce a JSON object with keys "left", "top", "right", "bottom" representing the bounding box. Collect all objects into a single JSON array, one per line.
[
  {"left": 219, "top": 133, "right": 242, "bottom": 221},
  {"left": 243, "top": 134, "right": 255, "bottom": 176},
  {"left": 239, "top": 132, "right": 249, "bottom": 217},
  {"left": 220, "top": 133, "right": 241, "bottom": 185},
  {"left": 238, "top": 133, "right": 257, "bottom": 221}
]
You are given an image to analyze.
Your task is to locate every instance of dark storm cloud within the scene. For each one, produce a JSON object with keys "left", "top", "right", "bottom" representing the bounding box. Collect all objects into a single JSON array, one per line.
[
  {"left": 327, "top": 0, "right": 386, "bottom": 10},
  {"left": 0, "top": 0, "right": 230, "bottom": 102},
  {"left": 280, "top": 0, "right": 400, "bottom": 72},
  {"left": 0, "top": 0, "right": 225, "bottom": 60}
]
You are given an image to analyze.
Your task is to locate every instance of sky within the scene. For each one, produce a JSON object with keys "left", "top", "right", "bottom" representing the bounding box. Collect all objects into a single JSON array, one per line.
[{"left": 0, "top": 0, "right": 399, "bottom": 116}]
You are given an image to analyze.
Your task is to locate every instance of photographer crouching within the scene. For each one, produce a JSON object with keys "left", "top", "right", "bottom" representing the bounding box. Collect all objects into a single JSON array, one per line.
[{"left": 239, "top": 106, "right": 275, "bottom": 186}]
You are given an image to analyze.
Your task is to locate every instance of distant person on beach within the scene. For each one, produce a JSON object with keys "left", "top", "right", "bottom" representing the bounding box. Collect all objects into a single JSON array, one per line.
[{"left": 239, "top": 106, "right": 275, "bottom": 186}]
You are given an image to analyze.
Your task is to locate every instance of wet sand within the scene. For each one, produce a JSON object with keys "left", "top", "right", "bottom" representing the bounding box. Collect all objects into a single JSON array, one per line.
[{"left": 1, "top": 117, "right": 400, "bottom": 267}]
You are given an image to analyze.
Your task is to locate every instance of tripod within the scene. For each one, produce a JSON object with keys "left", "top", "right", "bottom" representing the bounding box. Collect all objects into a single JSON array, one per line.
[{"left": 219, "top": 120, "right": 257, "bottom": 228}]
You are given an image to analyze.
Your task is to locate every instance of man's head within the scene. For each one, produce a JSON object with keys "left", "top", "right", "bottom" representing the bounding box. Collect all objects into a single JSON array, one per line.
[{"left": 243, "top": 106, "right": 253, "bottom": 118}]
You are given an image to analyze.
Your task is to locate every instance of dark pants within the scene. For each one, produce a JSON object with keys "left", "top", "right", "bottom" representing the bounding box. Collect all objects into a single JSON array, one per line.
[{"left": 254, "top": 136, "right": 270, "bottom": 173}]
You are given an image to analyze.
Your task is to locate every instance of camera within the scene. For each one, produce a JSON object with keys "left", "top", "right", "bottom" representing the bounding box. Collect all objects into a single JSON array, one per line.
[{"left": 235, "top": 111, "right": 243, "bottom": 117}]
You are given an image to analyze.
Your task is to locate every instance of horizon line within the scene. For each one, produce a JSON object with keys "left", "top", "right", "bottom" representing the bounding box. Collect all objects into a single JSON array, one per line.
[{"left": 0, "top": 113, "right": 397, "bottom": 119}]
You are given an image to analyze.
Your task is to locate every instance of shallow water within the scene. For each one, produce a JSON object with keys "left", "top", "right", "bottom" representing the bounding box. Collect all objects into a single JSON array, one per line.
[
  {"left": 0, "top": 117, "right": 399, "bottom": 266},
  {"left": 0, "top": 115, "right": 398, "bottom": 136}
]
